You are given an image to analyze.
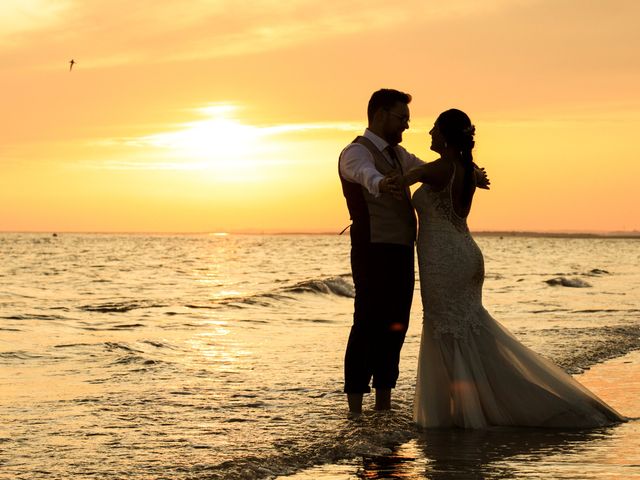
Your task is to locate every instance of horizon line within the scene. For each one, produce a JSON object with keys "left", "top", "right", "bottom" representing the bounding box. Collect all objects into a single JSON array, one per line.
[{"left": 1, "top": 229, "right": 639, "bottom": 238}]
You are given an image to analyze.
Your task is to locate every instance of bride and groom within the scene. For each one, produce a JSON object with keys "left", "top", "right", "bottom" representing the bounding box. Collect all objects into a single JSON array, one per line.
[{"left": 339, "top": 89, "right": 624, "bottom": 428}]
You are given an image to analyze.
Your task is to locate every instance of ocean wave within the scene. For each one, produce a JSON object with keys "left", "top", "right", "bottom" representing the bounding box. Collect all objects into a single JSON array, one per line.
[
  {"left": 74, "top": 321, "right": 147, "bottom": 331},
  {"left": 104, "top": 342, "right": 143, "bottom": 353},
  {"left": 283, "top": 276, "right": 355, "bottom": 298},
  {"left": 542, "top": 325, "right": 640, "bottom": 374},
  {"left": 584, "top": 268, "right": 611, "bottom": 276},
  {"left": 1, "top": 313, "right": 68, "bottom": 321},
  {"left": 53, "top": 343, "right": 95, "bottom": 349},
  {"left": 572, "top": 308, "right": 640, "bottom": 314},
  {"left": 102, "top": 342, "right": 163, "bottom": 368},
  {"left": 75, "top": 276, "right": 354, "bottom": 316},
  {"left": 217, "top": 276, "right": 354, "bottom": 308},
  {"left": 541, "top": 269, "right": 611, "bottom": 288},
  {"left": 228, "top": 295, "right": 292, "bottom": 308},
  {"left": 0, "top": 351, "right": 44, "bottom": 361},
  {"left": 530, "top": 308, "right": 572, "bottom": 314},
  {"left": 140, "top": 339, "right": 178, "bottom": 350},
  {"left": 112, "top": 355, "right": 158, "bottom": 366},
  {"left": 187, "top": 276, "right": 355, "bottom": 311},
  {"left": 544, "top": 277, "right": 592, "bottom": 288},
  {"left": 110, "top": 323, "right": 146, "bottom": 329},
  {"left": 79, "top": 300, "right": 168, "bottom": 313}
]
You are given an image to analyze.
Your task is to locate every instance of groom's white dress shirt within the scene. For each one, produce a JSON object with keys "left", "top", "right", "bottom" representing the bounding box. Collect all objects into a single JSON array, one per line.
[{"left": 339, "top": 129, "right": 424, "bottom": 197}]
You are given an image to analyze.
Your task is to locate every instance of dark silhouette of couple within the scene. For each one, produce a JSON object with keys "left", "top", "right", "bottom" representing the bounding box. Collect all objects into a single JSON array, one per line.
[{"left": 339, "top": 89, "right": 624, "bottom": 428}]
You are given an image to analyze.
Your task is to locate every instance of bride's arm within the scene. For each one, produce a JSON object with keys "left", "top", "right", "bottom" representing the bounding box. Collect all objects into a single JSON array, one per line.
[
  {"left": 473, "top": 164, "right": 490, "bottom": 190},
  {"left": 402, "top": 165, "right": 428, "bottom": 187},
  {"left": 402, "top": 160, "right": 450, "bottom": 188}
]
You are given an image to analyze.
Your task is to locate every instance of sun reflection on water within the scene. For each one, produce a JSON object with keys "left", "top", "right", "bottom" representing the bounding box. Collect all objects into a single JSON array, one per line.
[{"left": 185, "top": 327, "right": 254, "bottom": 375}]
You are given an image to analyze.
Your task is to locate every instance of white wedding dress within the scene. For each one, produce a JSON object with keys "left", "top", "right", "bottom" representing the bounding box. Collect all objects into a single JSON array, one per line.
[{"left": 412, "top": 166, "right": 624, "bottom": 429}]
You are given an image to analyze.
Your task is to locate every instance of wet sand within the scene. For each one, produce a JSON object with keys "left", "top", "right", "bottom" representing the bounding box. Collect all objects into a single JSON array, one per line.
[{"left": 279, "top": 349, "right": 640, "bottom": 479}]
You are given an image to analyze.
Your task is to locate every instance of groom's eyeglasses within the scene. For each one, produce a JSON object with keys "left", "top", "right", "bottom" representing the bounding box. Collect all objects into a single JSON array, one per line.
[{"left": 386, "top": 111, "right": 410, "bottom": 124}]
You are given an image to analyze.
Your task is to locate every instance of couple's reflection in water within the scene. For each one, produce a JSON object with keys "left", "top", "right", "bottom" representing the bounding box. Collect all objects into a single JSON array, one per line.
[{"left": 356, "top": 426, "right": 616, "bottom": 479}]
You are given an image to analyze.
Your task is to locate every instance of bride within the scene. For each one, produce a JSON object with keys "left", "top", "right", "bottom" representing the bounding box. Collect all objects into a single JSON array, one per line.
[{"left": 403, "top": 109, "right": 625, "bottom": 429}]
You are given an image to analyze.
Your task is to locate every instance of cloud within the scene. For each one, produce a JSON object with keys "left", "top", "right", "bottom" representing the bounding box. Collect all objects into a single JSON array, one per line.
[
  {"left": 0, "top": 0, "right": 528, "bottom": 68},
  {"left": 75, "top": 103, "right": 359, "bottom": 171},
  {"left": 0, "top": 1, "right": 72, "bottom": 43}
]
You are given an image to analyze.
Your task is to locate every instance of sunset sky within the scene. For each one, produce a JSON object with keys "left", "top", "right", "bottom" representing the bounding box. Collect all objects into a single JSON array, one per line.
[{"left": 2, "top": 0, "right": 639, "bottom": 233}]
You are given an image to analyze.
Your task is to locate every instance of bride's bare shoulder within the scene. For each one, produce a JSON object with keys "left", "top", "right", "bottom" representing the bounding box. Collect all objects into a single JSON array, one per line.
[{"left": 419, "top": 158, "right": 453, "bottom": 190}]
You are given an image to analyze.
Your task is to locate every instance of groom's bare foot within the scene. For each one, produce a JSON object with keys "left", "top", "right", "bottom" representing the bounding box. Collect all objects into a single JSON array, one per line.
[
  {"left": 374, "top": 388, "right": 391, "bottom": 410},
  {"left": 347, "top": 393, "right": 363, "bottom": 414}
]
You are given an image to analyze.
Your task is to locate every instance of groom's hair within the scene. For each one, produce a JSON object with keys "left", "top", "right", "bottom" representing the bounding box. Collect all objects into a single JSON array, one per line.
[{"left": 367, "top": 89, "right": 412, "bottom": 123}]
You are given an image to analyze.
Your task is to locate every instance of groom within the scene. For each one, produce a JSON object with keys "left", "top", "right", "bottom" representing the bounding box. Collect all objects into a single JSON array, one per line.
[
  {"left": 339, "top": 90, "right": 490, "bottom": 414},
  {"left": 338, "top": 89, "right": 425, "bottom": 413}
]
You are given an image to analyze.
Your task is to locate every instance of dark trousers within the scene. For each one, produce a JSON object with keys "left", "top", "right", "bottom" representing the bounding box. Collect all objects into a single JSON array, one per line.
[{"left": 344, "top": 242, "right": 415, "bottom": 393}]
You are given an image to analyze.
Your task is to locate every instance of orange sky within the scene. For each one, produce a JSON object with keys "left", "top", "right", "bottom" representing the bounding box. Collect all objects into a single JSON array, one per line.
[{"left": 1, "top": 0, "right": 639, "bottom": 233}]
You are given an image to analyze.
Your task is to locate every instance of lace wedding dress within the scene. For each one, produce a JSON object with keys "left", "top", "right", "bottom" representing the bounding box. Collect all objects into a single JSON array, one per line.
[{"left": 412, "top": 166, "right": 624, "bottom": 428}]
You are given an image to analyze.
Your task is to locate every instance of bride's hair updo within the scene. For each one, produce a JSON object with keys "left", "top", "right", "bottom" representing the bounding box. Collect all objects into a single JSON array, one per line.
[
  {"left": 435, "top": 108, "right": 475, "bottom": 166},
  {"left": 436, "top": 109, "right": 477, "bottom": 205}
]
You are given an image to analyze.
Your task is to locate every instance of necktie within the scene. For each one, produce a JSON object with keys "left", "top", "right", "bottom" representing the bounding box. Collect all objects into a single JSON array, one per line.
[{"left": 385, "top": 146, "right": 400, "bottom": 171}]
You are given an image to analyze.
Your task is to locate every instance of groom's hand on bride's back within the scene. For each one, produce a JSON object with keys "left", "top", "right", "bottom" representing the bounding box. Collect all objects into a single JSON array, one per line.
[
  {"left": 474, "top": 165, "right": 491, "bottom": 190},
  {"left": 379, "top": 174, "right": 405, "bottom": 200}
]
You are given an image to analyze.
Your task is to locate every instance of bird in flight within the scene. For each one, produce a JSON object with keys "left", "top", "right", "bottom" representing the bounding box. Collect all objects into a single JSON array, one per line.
[{"left": 69, "top": 59, "right": 75, "bottom": 71}]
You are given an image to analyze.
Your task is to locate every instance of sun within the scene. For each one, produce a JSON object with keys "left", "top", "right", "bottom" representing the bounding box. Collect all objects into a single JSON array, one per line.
[{"left": 141, "top": 104, "right": 272, "bottom": 177}]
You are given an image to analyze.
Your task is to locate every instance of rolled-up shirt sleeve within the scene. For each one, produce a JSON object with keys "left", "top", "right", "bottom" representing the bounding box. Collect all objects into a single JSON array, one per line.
[{"left": 339, "top": 144, "right": 384, "bottom": 197}]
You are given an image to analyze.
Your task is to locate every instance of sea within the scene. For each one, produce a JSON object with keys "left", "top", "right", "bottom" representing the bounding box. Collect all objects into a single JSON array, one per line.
[{"left": 1, "top": 232, "right": 639, "bottom": 479}]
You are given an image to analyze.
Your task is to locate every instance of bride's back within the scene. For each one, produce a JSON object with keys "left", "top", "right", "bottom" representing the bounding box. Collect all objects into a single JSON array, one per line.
[{"left": 449, "top": 159, "right": 476, "bottom": 219}]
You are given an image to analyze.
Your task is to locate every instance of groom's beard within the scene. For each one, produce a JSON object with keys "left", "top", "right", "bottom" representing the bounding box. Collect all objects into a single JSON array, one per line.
[{"left": 388, "top": 131, "right": 403, "bottom": 146}]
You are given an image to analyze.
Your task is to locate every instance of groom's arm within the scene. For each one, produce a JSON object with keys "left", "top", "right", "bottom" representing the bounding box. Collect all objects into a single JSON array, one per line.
[
  {"left": 340, "top": 145, "right": 404, "bottom": 199},
  {"left": 339, "top": 144, "right": 386, "bottom": 196}
]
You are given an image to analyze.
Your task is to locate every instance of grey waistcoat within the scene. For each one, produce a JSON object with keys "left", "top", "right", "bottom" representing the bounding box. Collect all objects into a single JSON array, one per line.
[{"left": 339, "top": 136, "right": 416, "bottom": 246}]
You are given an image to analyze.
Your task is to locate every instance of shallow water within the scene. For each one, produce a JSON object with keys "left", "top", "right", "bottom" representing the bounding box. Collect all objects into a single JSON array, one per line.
[
  {"left": 285, "top": 351, "right": 640, "bottom": 479},
  {"left": 0, "top": 233, "right": 639, "bottom": 479}
]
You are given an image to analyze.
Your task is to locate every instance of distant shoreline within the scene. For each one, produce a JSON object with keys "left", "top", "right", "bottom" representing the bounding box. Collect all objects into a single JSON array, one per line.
[
  {"left": 472, "top": 231, "right": 640, "bottom": 239},
  {"left": 2, "top": 230, "right": 640, "bottom": 239}
]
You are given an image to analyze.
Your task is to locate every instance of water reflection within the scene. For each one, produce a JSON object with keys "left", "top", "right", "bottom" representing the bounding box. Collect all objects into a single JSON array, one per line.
[
  {"left": 185, "top": 327, "right": 254, "bottom": 373},
  {"left": 354, "top": 350, "right": 640, "bottom": 480},
  {"left": 357, "top": 426, "right": 623, "bottom": 479}
]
